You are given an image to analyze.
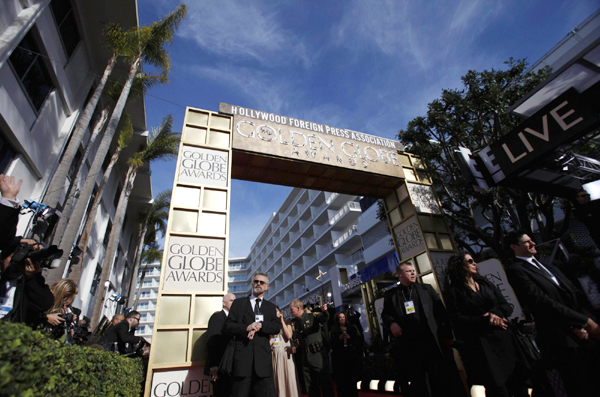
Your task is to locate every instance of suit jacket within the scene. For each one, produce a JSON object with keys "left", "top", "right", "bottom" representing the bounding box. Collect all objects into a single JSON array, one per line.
[
  {"left": 100, "top": 320, "right": 142, "bottom": 353},
  {"left": 224, "top": 296, "right": 281, "bottom": 378},
  {"left": 381, "top": 282, "right": 451, "bottom": 355},
  {"left": 204, "top": 310, "right": 230, "bottom": 375},
  {"left": 506, "top": 258, "right": 592, "bottom": 350}
]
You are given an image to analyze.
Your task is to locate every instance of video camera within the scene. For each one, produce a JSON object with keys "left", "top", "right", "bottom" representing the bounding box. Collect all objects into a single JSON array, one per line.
[{"left": 3, "top": 242, "right": 63, "bottom": 279}]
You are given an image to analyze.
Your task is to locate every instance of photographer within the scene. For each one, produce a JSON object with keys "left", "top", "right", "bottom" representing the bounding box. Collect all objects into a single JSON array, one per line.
[
  {"left": 45, "top": 278, "right": 81, "bottom": 343},
  {"left": 0, "top": 174, "right": 57, "bottom": 328},
  {"left": 0, "top": 238, "right": 55, "bottom": 327},
  {"left": 100, "top": 310, "right": 147, "bottom": 355}
]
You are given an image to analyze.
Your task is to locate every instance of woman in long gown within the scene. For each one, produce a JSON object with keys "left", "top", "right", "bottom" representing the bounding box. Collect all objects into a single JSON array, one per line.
[
  {"left": 446, "top": 252, "right": 528, "bottom": 397},
  {"left": 271, "top": 307, "right": 299, "bottom": 397}
]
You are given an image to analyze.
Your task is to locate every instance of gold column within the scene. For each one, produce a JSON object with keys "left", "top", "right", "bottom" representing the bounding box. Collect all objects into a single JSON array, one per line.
[
  {"left": 383, "top": 153, "right": 455, "bottom": 293},
  {"left": 144, "top": 108, "right": 232, "bottom": 397}
]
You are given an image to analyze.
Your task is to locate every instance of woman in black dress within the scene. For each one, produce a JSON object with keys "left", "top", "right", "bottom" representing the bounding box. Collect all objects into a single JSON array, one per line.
[
  {"left": 446, "top": 252, "right": 528, "bottom": 397},
  {"left": 330, "top": 311, "right": 363, "bottom": 397}
]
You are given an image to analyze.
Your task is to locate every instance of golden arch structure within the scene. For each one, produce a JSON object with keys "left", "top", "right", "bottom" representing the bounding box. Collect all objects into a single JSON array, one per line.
[{"left": 144, "top": 104, "right": 456, "bottom": 396}]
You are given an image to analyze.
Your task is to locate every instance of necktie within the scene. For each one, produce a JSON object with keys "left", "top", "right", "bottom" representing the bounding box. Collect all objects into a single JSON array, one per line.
[
  {"left": 532, "top": 258, "right": 560, "bottom": 286},
  {"left": 254, "top": 298, "right": 261, "bottom": 314}
]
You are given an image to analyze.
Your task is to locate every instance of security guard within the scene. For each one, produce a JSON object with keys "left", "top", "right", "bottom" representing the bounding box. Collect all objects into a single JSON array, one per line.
[{"left": 290, "top": 299, "right": 334, "bottom": 397}]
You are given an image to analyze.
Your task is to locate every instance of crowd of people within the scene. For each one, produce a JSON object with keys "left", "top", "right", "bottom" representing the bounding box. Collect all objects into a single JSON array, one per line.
[
  {"left": 0, "top": 173, "right": 148, "bottom": 357},
  {"left": 3, "top": 170, "right": 600, "bottom": 397},
  {"left": 209, "top": 226, "right": 600, "bottom": 397}
]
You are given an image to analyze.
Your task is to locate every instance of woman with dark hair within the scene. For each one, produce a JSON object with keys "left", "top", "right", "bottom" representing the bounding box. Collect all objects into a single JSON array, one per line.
[
  {"left": 445, "top": 252, "right": 527, "bottom": 397},
  {"left": 330, "top": 311, "right": 363, "bottom": 397}
]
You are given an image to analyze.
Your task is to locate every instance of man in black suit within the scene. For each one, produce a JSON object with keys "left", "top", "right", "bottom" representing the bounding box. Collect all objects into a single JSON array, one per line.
[
  {"left": 505, "top": 231, "right": 600, "bottom": 395},
  {"left": 101, "top": 310, "right": 143, "bottom": 354},
  {"left": 381, "top": 262, "right": 466, "bottom": 397},
  {"left": 204, "top": 293, "right": 236, "bottom": 397},
  {"left": 224, "top": 272, "right": 281, "bottom": 397}
]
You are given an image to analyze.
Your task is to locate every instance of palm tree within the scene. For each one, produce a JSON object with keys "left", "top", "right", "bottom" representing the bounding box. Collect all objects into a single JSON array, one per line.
[
  {"left": 43, "top": 22, "right": 135, "bottom": 208},
  {"left": 125, "top": 189, "right": 171, "bottom": 301},
  {"left": 132, "top": 245, "right": 164, "bottom": 310},
  {"left": 51, "top": 73, "right": 164, "bottom": 246},
  {"left": 50, "top": 5, "right": 187, "bottom": 285},
  {"left": 90, "top": 115, "right": 180, "bottom": 328},
  {"left": 67, "top": 116, "right": 133, "bottom": 283}
]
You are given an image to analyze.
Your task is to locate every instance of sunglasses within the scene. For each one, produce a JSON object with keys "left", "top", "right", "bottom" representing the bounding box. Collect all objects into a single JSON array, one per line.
[
  {"left": 465, "top": 258, "right": 475, "bottom": 264},
  {"left": 253, "top": 280, "right": 267, "bottom": 285}
]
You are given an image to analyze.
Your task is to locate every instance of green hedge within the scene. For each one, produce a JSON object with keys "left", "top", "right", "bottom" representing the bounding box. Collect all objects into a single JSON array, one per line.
[{"left": 0, "top": 321, "right": 144, "bottom": 397}]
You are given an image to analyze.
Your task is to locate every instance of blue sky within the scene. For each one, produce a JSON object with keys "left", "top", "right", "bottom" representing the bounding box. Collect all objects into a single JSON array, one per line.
[{"left": 138, "top": 0, "right": 599, "bottom": 258}]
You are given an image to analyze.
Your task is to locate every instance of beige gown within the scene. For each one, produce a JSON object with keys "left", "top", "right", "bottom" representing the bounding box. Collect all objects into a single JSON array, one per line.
[{"left": 272, "top": 328, "right": 300, "bottom": 397}]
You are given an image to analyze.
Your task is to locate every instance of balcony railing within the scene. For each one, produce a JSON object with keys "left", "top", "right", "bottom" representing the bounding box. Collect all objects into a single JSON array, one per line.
[
  {"left": 329, "top": 202, "right": 360, "bottom": 225},
  {"left": 332, "top": 225, "right": 358, "bottom": 248}
]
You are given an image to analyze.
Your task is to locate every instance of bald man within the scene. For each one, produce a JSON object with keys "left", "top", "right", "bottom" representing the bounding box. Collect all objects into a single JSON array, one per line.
[
  {"left": 111, "top": 313, "right": 125, "bottom": 326},
  {"left": 205, "top": 293, "right": 236, "bottom": 397}
]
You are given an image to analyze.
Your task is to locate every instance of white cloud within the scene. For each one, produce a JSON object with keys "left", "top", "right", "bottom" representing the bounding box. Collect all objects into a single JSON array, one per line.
[
  {"left": 334, "top": 0, "right": 504, "bottom": 71},
  {"left": 181, "top": 63, "right": 296, "bottom": 114},
  {"left": 175, "top": 1, "right": 314, "bottom": 68}
]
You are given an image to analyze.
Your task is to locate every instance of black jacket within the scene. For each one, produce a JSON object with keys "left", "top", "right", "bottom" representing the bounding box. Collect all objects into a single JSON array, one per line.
[
  {"left": 506, "top": 258, "right": 592, "bottom": 350},
  {"left": 224, "top": 296, "right": 281, "bottom": 378},
  {"left": 100, "top": 320, "right": 141, "bottom": 353}
]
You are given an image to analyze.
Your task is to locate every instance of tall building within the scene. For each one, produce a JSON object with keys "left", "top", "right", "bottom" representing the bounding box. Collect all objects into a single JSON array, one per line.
[
  {"left": 228, "top": 188, "right": 382, "bottom": 336},
  {"left": 133, "top": 262, "right": 161, "bottom": 343},
  {"left": 0, "top": 0, "right": 152, "bottom": 321}
]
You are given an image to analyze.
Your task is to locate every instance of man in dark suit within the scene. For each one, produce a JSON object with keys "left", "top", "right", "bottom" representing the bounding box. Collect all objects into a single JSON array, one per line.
[
  {"left": 505, "top": 230, "right": 600, "bottom": 395},
  {"left": 381, "top": 262, "right": 466, "bottom": 397},
  {"left": 101, "top": 310, "right": 143, "bottom": 354},
  {"left": 204, "top": 293, "right": 236, "bottom": 397},
  {"left": 224, "top": 272, "right": 281, "bottom": 397}
]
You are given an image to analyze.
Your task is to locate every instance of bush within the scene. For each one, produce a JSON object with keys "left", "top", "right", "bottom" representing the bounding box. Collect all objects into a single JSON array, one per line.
[{"left": 0, "top": 321, "right": 144, "bottom": 396}]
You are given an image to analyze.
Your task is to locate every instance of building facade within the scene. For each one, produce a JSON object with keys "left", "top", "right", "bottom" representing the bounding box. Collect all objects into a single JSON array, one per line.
[
  {"left": 133, "top": 262, "right": 161, "bottom": 343},
  {"left": 228, "top": 188, "right": 379, "bottom": 337},
  {"left": 0, "top": 0, "right": 153, "bottom": 322}
]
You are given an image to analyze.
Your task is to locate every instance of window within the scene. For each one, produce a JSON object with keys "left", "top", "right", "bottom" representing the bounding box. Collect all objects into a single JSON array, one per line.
[
  {"left": 103, "top": 220, "right": 112, "bottom": 247},
  {"left": 9, "top": 30, "right": 55, "bottom": 112},
  {"left": 0, "top": 134, "right": 16, "bottom": 174},
  {"left": 101, "top": 152, "right": 111, "bottom": 173},
  {"left": 50, "top": 0, "right": 80, "bottom": 58},
  {"left": 113, "top": 182, "right": 122, "bottom": 208},
  {"left": 90, "top": 265, "right": 101, "bottom": 295}
]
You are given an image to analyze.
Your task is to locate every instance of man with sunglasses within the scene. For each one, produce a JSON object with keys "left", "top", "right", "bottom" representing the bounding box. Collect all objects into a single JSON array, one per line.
[
  {"left": 224, "top": 272, "right": 281, "bottom": 397},
  {"left": 100, "top": 310, "right": 143, "bottom": 354}
]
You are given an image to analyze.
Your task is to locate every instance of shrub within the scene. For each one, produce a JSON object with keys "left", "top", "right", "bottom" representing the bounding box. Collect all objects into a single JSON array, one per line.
[{"left": 0, "top": 321, "right": 144, "bottom": 396}]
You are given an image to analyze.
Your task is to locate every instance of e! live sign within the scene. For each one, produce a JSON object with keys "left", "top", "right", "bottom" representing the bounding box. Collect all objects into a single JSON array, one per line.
[{"left": 477, "top": 88, "right": 598, "bottom": 184}]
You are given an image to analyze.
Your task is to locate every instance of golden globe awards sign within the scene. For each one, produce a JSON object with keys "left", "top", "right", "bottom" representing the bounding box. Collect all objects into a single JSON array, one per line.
[
  {"left": 151, "top": 367, "right": 212, "bottom": 397},
  {"left": 219, "top": 103, "right": 404, "bottom": 178},
  {"left": 178, "top": 145, "right": 228, "bottom": 187},
  {"left": 163, "top": 236, "right": 225, "bottom": 291},
  {"left": 393, "top": 216, "right": 426, "bottom": 260}
]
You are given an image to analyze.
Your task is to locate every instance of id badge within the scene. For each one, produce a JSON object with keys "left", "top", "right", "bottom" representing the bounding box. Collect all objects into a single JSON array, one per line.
[
  {"left": 404, "top": 300, "right": 416, "bottom": 315},
  {"left": 273, "top": 336, "right": 280, "bottom": 347},
  {"left": 255, "top": 314, "right": 264, "bottom": 322}
]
